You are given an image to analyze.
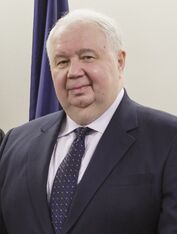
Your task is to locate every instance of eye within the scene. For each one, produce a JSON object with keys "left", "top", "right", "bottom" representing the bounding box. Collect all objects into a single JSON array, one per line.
[
  {"left": 57, "top": 59, "right": 69, "bottom": 68},
  {"left": 81, "top": 55, "right": 95, "bottom": 62}
]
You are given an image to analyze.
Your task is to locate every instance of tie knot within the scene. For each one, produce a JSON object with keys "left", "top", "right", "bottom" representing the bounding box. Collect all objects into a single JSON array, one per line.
[{"left": 74, "top": 127, "right": 90, "bottom": 139}]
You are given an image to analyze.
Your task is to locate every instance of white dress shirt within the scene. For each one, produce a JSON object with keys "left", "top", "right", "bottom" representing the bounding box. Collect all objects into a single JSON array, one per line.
[{"left": 47, "top": 88, "right": 124, "bottom": 199}]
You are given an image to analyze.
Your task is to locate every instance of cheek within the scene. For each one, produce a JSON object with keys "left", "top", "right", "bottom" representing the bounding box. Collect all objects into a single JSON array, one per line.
[
  {"left": 90, "top": 67, "right": 111, "bottom": 90},
  {"left": 52, "top": 71, "right": 66, "bottom": 90},
  {"left": 87, "top": 66, "right": 106, "bottom": 85},
  {"left": 51, "top": 72, "right": 68, "bottom": 101}
]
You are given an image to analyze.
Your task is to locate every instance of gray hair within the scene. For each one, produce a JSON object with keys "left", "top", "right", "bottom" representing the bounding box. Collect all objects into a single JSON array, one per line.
[{"left": 46, "top": 9, "right": 124, "bottom": 64}]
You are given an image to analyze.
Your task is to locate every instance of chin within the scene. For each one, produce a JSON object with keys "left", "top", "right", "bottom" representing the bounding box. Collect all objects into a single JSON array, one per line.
[{"left": 70, "top": 97, "right": 95, "bottom": 108}]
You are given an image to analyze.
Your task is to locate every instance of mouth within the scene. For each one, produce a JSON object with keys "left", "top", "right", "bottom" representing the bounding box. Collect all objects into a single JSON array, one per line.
[{"left": 68, "top": 84, "right": 91, "bottom": 95}]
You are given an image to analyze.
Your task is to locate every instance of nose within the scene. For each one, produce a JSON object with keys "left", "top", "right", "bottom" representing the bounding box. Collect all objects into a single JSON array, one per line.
[{"left": 67, "top": 59, "right": 85, "bottom": 79}]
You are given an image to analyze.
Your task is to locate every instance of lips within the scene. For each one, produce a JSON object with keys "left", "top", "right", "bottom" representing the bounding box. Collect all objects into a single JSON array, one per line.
[
  {"left": 69, "top": 84, "right": 88, "bottom": 90},
  {"left": 68, "top": 84, "right": 91, "bottom": 94}
]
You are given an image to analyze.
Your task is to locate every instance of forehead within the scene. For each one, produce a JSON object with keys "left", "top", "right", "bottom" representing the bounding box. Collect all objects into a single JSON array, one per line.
[{"left": 52, "top": 22, "right": 109, "bottom": 53}]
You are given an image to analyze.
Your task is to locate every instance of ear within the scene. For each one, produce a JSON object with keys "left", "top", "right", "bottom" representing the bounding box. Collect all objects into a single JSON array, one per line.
[{"left": 118, "top": 50, "right": 126, "bottom": 71}]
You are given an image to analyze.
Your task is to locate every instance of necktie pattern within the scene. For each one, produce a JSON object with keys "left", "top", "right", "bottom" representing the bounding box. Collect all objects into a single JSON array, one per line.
[{"left": 50, "top": 127, "right": 90, "bottom": 234}]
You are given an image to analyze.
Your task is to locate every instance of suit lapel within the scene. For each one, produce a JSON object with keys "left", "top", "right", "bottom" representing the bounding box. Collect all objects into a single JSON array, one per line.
[
  {"left": 26, "top": 112, "right": 64, "bottom": 233},
  {"left": 63, "top": 92, "right": 139, "bottom": 233}
]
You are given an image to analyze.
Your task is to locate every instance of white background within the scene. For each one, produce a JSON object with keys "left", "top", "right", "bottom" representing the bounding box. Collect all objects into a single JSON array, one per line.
[{"left": 0, "top": 0, "right": 177, "bottom": 132}]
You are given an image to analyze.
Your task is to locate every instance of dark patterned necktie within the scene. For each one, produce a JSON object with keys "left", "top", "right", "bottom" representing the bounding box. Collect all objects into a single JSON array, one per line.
[{"left": 50, "top": 127, "right": 90, "bottom": 234}]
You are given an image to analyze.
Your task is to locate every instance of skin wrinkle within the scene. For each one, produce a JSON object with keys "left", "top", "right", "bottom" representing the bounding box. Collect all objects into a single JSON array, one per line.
[{"left": 50, "top": 22, "right": 125, "bottom": 125}]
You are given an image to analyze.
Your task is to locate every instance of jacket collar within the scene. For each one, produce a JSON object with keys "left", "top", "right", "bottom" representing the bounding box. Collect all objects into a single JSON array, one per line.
[{"left": 63, "top": 91, "right": 139, "bottom": 233}]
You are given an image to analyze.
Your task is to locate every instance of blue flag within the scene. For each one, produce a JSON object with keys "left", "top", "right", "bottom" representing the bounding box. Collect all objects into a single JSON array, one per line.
[{"left": 29, "top": 0, "right": 69, "bottom": 120}]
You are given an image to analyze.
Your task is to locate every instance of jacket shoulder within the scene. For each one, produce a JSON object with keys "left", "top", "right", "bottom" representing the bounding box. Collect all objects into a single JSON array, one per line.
[
  {"left": 2, "top": 111, "right": 64, "bottom": 146},
  {"left": 15, "top": 111, "right": 63, "bottom": 131},
  {"left": 131, "top": 101, "right": 177, "bottom": 140}
]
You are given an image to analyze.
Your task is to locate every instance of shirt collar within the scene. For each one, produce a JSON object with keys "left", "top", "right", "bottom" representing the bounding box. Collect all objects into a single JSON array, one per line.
[{"left": 59, "top": 88, "right": 124, "bottom": 137}]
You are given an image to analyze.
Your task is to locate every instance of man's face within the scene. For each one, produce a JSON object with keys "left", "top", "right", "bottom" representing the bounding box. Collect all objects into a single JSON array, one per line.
[{"left": 50, "top": 22, "right": 125, "bottom": 125}]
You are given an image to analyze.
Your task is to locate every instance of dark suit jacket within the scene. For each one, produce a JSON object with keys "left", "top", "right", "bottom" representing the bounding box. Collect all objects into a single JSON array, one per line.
[
  {"left": 0, "top": 92, "right": 177, "bottom": 234},
  {"left": 0, "top": 129, "right": 4, "bottom": 145}
]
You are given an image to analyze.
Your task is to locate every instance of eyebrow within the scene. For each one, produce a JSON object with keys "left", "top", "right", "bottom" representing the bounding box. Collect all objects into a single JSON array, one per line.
[
  {"left": 77, "top": 48, "right": 96, "bottom": 54},
  {"left": 54, "top": 53, "right": 68, "bottom": 59},
  {"left": 58, "top": 48, "right": 96, "bottom": 56},
  {"left": 54, "top": 48, "right": 97, "bottom": 60}
]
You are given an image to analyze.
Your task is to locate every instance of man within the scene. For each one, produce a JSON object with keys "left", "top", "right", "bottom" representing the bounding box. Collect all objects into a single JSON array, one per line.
[
  {"left": 0, "top": 9, "right": 177, "bottom": 234},
  {"left": 0, "top": 129, "right": 4, "bottom": 145}
]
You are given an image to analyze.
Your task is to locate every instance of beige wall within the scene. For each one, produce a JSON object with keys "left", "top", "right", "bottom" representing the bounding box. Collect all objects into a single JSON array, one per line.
[
  {"left": 0, "top": 1, "right": 34, "bottom": 132},
  {"left": 69, "top": 0, "right": 177, "bottom": 114},
  {"left": 0, "top": 0, "right": 177, "bottom": 133}
]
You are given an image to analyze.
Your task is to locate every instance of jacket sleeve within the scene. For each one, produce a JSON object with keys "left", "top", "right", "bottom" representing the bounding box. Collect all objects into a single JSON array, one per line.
[
  {"left": 0, "top": 129, "right": 5, "bottom": 145},
  {"left": 0, "top": 130, "right": 12, "bottom": 234},
  {"left": 158, "top": 135, "right": 177, "bottom": 233}
]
